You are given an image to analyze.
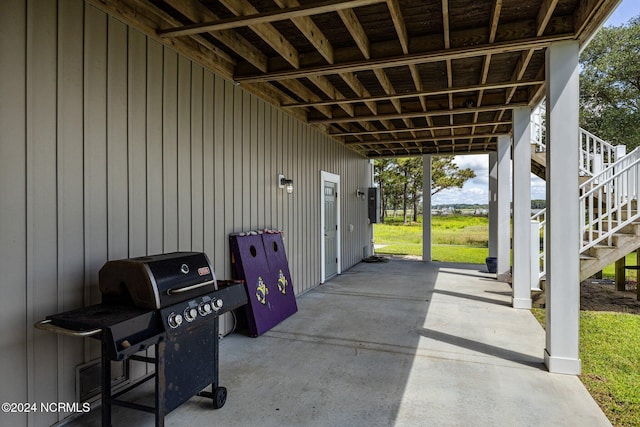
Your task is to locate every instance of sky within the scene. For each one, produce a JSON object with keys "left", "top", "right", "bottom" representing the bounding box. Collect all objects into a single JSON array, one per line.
[{"left": 432, "top": 0, "right": 640, "bottom": 206}]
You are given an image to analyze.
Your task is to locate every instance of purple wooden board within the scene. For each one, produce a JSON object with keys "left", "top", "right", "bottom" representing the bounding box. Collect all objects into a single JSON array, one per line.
[
  {"left": 263, "top": 233, "right": 297, "bottom": 305},
  {"left": 229, "top": 233, "right": 297, "bottom": 336}
]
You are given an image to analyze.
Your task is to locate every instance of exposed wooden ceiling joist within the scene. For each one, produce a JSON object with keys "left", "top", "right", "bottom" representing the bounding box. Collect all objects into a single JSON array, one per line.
[
  {"left": 284, "top": 79, "right": 544, "bottom": 108},
  {"left": 158, "top": 0, "right": 385, "bottom": 37},
  {"left": 235, "top": 34, "right": 573, "bottom": 82},
  {"left": 345, "top": 133, "right": 500, "bottom": 145},
  {"left": 310, "top": 102, "right": 529, "bottom": 125},
  {"left": 88, "top": 0, "right": 621, "bottom": 159},
  {"left": 332, "top": 121, "right": 511, "bottom": 137},
  {"left": 273, "top": 0, "right": 334, "bottom": 64}
]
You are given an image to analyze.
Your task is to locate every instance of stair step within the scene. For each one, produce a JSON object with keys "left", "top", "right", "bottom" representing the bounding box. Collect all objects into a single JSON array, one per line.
[
  {"left": 584, "top": 231, "right": 636, "bottom": 238},
  {"left": 592, "top": 221, "right": 640, "bottom": 233},
  {"left": 591, "top": 245, "right": 616, "bottom": 250}
]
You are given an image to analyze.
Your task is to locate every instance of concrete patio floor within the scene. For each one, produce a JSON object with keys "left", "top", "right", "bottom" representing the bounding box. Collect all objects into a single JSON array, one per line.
[{"left": 69, "top": 258, "right": 611, "bottom": 426}]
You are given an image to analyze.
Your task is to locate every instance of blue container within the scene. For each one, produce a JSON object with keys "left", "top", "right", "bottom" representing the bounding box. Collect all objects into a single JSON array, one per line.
[{"left": 485, "top": 257, "right": 497, "bottom": 273}]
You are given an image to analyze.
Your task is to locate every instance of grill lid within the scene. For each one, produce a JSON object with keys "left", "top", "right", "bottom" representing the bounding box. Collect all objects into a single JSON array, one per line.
[{"left": 99, "top": 252, "right": 217, "bottom": 309}]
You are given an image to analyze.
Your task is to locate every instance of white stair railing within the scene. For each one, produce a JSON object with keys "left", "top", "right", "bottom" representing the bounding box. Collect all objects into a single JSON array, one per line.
[
  {"left": 531, "top": 103, "right": 546, "bottom": 153},
  {"left": 580, "top": 147, "right": 640, "bottom": 252},
  {"left": 580, "top": 129, "right": 625, "bottom": 177},
  {"left": 528, "top": 102, "right": 628, "bottom": 286},
  {"left": 530, "top": 102, "right": 625, "bottom": 177}
]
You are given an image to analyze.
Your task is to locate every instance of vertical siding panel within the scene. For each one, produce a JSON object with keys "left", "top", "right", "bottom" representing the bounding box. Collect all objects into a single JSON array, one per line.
[
  {"left": 126, "top": 26, "right": 148, "bottom": 382},
  {"left": 257, "top": 100, "right": 266, "bottom": 228},
  {"left": 260, "top": 103, "right": 266, "bottom": 227},
  {"left": 278, "top": 108, "right": 285, "bottom": 230},
  {"left": 83, "top": 5, "right": 108, "bottom": 371},
  {"left": 107, "top": 17, "right": 129, "bottom": 260},
  {"left": 146, "top": 39, "right": 163, "bottom": 254},
  {"left": 233, "top": 87, "right": 243, "bottom": 231},
  {"left": 312, "top": 133, "right": 318, "bottom": 284},
  {"left": 177, "top": 56, "right": 192, "bottom": 251},
  {"left": 284, "top": 111, "right": 290, "bottom": 230},
  {"left": 291, "top": 121, "right": 299, "bottom": 293},
  {"left": 223, "top": 80, "right": 235, "bottom": 274},
  {"left": 275, "top": 109, "right": 283, "bottom": 229},
  {"left": 286, "top": 115, "right": 294, "bottom": 242},
  {"left": 242, "top": 91, "right": 252, "bottom": 230},
  {"left": 215, "top": 76, "right": 228, "bottom": 277},
  {"left": 313, "top": 132, "right": 317, "bottom": 285},
  {"left": 250, "top": 96, "right": 259, "bottom": 229},
  {"left": 57, "top": 0, "right": 85, "bottom": 413},
  {"left": 311, "top": 132, "right": 317, "bottom": 287},
  {"left": 270, "top": 107, "right": 278, "bottom": 228},
  {"left": 162, "top": 48, "right": 178, "bottom": 252},
  {"left": 216, "top": 77, "right": 230, "bottom": 333},
  {"left": 263, "top": 103, "right": 272, "bottom": 228},
  {"left": 301, "top": 125, "right": 308, "bottom": 289},
  {"left": 27, "top": 2, "right": 58, "bottom": 425},
  {"left": 191, "top": 64, "right": 204, "bottom": 252},
  {"left": 0, "top": 2, "right": 27, "bottom": 425},
  {"left": 128, "top": 28, "right": 147, "bottom": 258},
  {"left": 203, "top": 71, "right": 215, "bottom": 258},
  {"left": 299, "top": 124, "right": 305, "bottom": 289},
  {"left": 304, "top": 126, "right": 311, "bottom": 289},
  {"left": 176, "top": 55, "right": 191, "bottom": 251}
]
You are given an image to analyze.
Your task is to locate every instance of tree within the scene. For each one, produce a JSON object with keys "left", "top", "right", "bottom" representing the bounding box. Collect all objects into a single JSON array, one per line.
[
  {"left": 397, "top": 157, "right": 423, "bottom": 223},
  {"left": 373, "top": 159, "right": 392, "bottom": 222},
  {"left": 373, "top": 156, "right": 475, "bottom": 223},
  {"left": 431, "top": 156, "right": 475, "bottom": 196},
  {"left": 580, "top": 16, "right": 640, "bottom": 148}
]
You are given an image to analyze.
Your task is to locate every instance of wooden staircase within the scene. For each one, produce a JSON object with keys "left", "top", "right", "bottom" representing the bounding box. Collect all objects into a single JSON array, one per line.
[
  {"left": 533, "top": 218, "right": 640, "bottom": 308},
  {"left": 580, "top": 219, "right": 640, "bottom": 281},
  {"left": 529, "top": 129, "right": 640, "bottom": 306}
]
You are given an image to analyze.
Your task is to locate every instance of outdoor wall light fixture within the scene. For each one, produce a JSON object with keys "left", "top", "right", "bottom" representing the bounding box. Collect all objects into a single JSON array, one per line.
[
  {"left": 278, "top": 174, "right": 294, "bottom": 194},
  {"left": 356, "top": 189, "right": 366, "bottom": 199}
]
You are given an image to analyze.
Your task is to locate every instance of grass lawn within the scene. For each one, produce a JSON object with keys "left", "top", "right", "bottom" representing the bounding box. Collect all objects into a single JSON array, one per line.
[
  {"left": 532, "top": 309, "right": 640, "bottom": 427},
  {"left": 374, "top": 215, "right": 489, "bottom": 264},
  {"left": 375, "top": 214, "right": 630, "bottom": 274}
]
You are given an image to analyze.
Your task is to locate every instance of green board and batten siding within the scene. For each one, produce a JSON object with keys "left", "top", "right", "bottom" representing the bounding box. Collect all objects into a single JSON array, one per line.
[{"left": 0, "top": 1, "right": 371, "bottom": 425}]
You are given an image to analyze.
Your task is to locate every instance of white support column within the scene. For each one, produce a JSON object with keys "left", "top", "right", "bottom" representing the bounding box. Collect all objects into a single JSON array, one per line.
[
  {"left": 497, "top": 135, "right": 511, "bottom": 281},
  {"left": 422, "top": 154, "right": 432, "bottom": 262},
  {"left": 544, "top": 40, "right": 581, "bottom": 375},
  {"left": 488, "top": 152, "right": 498, "bottom": 258},
  {"left": 512, "top": 107, "right": 532, "bottom": 309}
]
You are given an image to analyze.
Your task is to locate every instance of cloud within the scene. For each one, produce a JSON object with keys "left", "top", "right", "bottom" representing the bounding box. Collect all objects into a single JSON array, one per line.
[{"left": 431, "top": 154, "right": 547, "bottom": 204}]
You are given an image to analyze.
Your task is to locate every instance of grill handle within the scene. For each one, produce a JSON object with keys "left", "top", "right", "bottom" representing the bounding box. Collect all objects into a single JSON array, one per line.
[
  {"left": 166, "top": 279, "right": 215, "bottom": 295},
  {"left": 34, "top": 319, "right": 101, "bottom": 337}
]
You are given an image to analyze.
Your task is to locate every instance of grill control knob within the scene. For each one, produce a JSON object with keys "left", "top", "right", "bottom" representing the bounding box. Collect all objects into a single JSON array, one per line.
[
  {"left": 212, "top": 298, "right": 224, "bottom": 311},
  {"left": 198, "top": 302, "right": 212, "bottom": 316},
  {"left": 168, "top": 313, "right": 183, "bottom": 328},
  {"left": 184, "top": 307, "right": 198, "bottom": 322}
]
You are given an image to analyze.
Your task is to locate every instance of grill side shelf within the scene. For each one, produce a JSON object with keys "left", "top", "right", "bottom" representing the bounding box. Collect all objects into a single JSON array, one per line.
[{"left": 34, "top": 319, "right": 101, "bottom": 337}]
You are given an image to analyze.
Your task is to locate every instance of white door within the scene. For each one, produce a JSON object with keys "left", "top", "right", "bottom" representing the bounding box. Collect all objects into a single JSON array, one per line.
[
  {"left": 324, "top": 181, "right": 338, "bottom": 279},
  {"left": 321, "top": 171, "right": 340, "bottom": 283}
]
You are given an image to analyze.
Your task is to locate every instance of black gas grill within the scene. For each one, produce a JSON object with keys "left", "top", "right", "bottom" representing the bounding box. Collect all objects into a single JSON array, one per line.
[{"left": 35, "top": 252, "right": 247, "bottom": 427}]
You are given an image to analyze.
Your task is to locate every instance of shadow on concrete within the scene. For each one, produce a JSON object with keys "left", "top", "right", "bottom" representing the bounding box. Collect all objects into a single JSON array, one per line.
[
  {"left": 431, "top": 288, "right": 511, "bottom": 306},
  {"left": 416, "top": 327, "right": 546, "bottom": 370}
]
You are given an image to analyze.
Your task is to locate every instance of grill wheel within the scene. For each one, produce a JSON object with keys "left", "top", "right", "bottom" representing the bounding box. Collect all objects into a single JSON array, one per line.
[{"left": 213, "top": 387, "right": 227, "bottom": 409}]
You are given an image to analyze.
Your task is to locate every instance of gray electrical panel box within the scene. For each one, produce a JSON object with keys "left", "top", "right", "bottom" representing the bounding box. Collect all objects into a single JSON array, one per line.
[{"left": 368, "top": 187, "right": 380, "bottom": 223}]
